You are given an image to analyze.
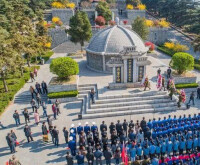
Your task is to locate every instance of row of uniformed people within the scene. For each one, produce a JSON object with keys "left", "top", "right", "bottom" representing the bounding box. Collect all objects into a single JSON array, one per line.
[{"left": 147, "top": 114, "right": 200, "bottom": 129}]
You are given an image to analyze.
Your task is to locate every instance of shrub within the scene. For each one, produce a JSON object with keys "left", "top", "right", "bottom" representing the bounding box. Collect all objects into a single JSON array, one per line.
[
  {"left": 45, "top": 42, "right": 51, "bottom": 48},
  {"left": 48, "top": 90, "right": 78, "bottom": 99},
  {"left": 123, "top": 20, "right": 128, "bottom": 25},
  {"left": 50, "top": 57, "right": 79, "bottom": 79},
  {"left": 109, "top": 20, "right": 115, "bottom": 26},
  {"left": 175, "top": 83, "right": 198, "bottom": 89},
  {"left": 170, "top": 52, "right": 194, "bottom": 74},
  {"left": 145, "top": 42, "right": 155, "bottom": 51},
  {"left": 52, "top": 17, "right": 60, "bottom": 23},
  {"left": 164, "top": 42, "right": 175, "bottom": 49},
  {"left": 66, "top": 2, "right": 75, "bottom": 9},
  {"left": 95, "top": 16, "right": 106, "bottom": 26},
  {"left": 96, "top": 1, "right": 112, "bottom": 22},
  {"left": 163, "top": 42, "right": 188, "bottom": 53},
  {"left": 51, "top": 2, "right": 65, "bottom": 8},
  {"left": 158, "top": 19, "right": 170, "bottom": 28}
]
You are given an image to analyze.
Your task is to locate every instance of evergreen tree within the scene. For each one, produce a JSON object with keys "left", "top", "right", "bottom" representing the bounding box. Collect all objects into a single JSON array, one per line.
[
  {"left": 132, "top": 16, "right": 149, "bottom": 40},
  {"left": 96, "top": 1, "right": 112, "bottom": 22},
  {"left": 67, "top": 11, "right": 92, "bottom": 51}
]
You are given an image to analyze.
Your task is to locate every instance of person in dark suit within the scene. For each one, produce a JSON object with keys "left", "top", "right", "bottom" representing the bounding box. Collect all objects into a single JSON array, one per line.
[
  {"left": 24, "top": 125, "right": 34, "bottom": 143},
  {"left": 100, "top": 121, "right": 107, "bottom": 133},
  {"left": 35, "top": 82, "right": 42, "bottom": 94},
  {"left": 41, "top": 81, "right": 48, "bottom": 94},
  {"left": 116, "top": 120, "right": 122, "bottom": 136},
  {"left": 52, "top": 126, "right": 59, "bottom": 147}
]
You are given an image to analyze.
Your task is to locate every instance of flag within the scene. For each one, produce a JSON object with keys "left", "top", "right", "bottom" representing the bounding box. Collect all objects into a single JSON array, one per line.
[{"left": 121, "top": 142, "right": 128, "bottom": 165}]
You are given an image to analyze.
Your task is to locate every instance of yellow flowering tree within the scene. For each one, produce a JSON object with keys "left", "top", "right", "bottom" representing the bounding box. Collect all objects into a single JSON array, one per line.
[
  {"left": 145, "top": 20, "right": 154, "bottom": 27},
  {"left": 158, "top": 19, "right": 170, "bottom": 28},
  {"left": 45, "top": 42, "right": 51, "bottom": 48},
  {"left": 164, "top": 42, "right": 175, "bottom": 49},
  {"left": 66, "top": 2, "right": 75, "bottom": 9},
  {"left": 137, "top": 4, "right": 146, "bottom": 10},
  {"left": 126, "top": 4, "right": 133, "bottom": 10},
  {"left": 52, "top": 17, "right": 60, "bottom": 23},
  {"left": 51, "top": 2, "right": 66, "bottom": 8}
]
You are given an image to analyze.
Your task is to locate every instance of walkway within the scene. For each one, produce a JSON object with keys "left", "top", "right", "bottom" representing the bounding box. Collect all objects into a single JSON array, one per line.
[{"left": 0, "top": 51, "right": 200, "bottom": 164}]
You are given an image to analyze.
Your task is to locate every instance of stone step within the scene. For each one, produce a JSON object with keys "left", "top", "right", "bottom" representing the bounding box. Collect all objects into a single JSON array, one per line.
[
  {"left": 95, "top": 95, "right": 170, "bottom": 104},
  {"left": 78, "top": 90, "right": 91, "bottom": 95},
  {"left": 78, "top": 94, "right": 88, "bottom": 99},
  {"left": 78, "top": 86, "right": 95, "bottom": 91},
  {"left": 91, "top": 98, "right": 175, "bottom": 109},
  {"left": 98, "top": 91, "right": 167, "bottom": 100},
  {"left": 78, "top": 84, "right": 97, "bottom": 87},
  {"left": 82, "top": 107, "right": 175, "bottom": 119},
  {"left": 88, "top": 102, "right": 177, "bottom": 114}
]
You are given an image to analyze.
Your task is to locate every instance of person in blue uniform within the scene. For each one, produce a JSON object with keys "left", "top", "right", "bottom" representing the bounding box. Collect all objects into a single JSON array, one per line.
[
  {"left": 143, "top": 144, "right": 150, "bottom": 158},
  {"left": 149, "top": 142, "right": 156, "bottom": 158},
  {"left": 179, "top": 137, "right": 186, "bottom": 154},
  {"left": 167, "top": 139, "right": 173, "bottom": 156},
  {"left": 173, "top": 138, "right": 179, "bottom": 155},
  {"left": 68, "top": 136, "right": 76, "bottom": 156},
  {"left": 155, "top": 143, "right": 161, "bottom": 158},
  {"left": 77, "top": 123, "right": 83, "bottom": 135},
  {"left": 161, "top": 140, "right": 166, "bottom": 156},
  {"left": 70, "top": 129, "right": 76, "bottom": 141},
  {"left": 136, "top": 143, "right": 143, "bottom": 160},
  {"left": 186, "top": 136, "right": 193, "bottom": 153},
  {"left": 70, "top": 124, "right": 76, "bottom": 134},
  {"left": 84, "top": 122, "right": 90, "bottom": 135},
  {"left": 91, "top": 122, "right": 98, "bottom": 134}
]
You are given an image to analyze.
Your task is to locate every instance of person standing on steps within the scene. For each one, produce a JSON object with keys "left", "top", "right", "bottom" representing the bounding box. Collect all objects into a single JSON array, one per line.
[
  {"left": 35, "top": 82, "right": 42, "bottom": 94},
  {"left": 30, "top": 86, "right": 37, "bottom": 98},
  {"left": 68, "top": 136, "right": 76, "bottom": 156},
  {"left": 36, "top": 93, "right": 41, "bottom": 107},
  {"left": 34, "top": 109, "right": 40, "bottom": 125},
  {"left": 24, "top": 125, "right": 34, "bottom": 143},
  {"left": 157, "top": 68, "right": 161, "bottom": 77},
  {"left": 30, "top": 98, "right": 37, "bottom": 112},
  {"left": 162, "top": 76, "right": 166, "bottom": 91},
  {"left": 13, "top": 110, "right": 21, "bottom": 126},
  {"left": 41, "top": 80, "right": 48, "bottom": 94},
  {"left": 55, "top": 99, "right": 60, "bottom": 115},
  {"left": 52, "top": 103, "right": 57, "bottom": 120},
  {"left": 66, "top": 151, "right": 74, "bottom": 165},
  {"left": 8, "top": 155, "right": 21, "bottom": 165},
  {"left": 30, "top": 72, "right": 35, "bottom": 82},
  {"left": 42, "top": 122, "right": 48, "bottom": 142},
  {"left": 143, "top": 77, "right": 151, "bottom": 91},
  {"left": 23, "top": 108, "right": 30, "bottom": 124},
  {"left": 90, "top": 88, "right": 95, "bottom": 104},
  {"left": 53, "top": 126, "right": 59, "bottom": 147},
  {"left": 197, "top": 86, "right": 200, "bottom": 99}
]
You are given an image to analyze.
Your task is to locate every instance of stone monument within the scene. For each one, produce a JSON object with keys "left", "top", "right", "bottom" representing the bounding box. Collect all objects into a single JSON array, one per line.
[{"left": 107, "top": 46, "right": 151, "bottom": 89}]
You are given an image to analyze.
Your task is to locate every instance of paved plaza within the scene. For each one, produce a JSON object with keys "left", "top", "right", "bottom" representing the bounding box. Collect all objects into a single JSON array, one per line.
[{"left": 0, "top": 50, "right": 200, "bottom": 164}]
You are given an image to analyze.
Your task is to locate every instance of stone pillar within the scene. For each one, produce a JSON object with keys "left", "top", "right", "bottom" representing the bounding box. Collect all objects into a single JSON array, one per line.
[
  {"left": 95, "top": 11, "right": 98, "bottom": 19},
  {"left": 102, "top": 55, "right": 106, "bottom": 71},
  {"left": 112, "top": 12, "right": 114, "bottom": 21},
  {"left": 124, "top": 59, "right": 127, "bottom": 83},
  {"left": 133, "top": 59, "right": 137, "bottom": 82},
  {"left": 113, "top": 67, "right": 116, "bottom": 83}
]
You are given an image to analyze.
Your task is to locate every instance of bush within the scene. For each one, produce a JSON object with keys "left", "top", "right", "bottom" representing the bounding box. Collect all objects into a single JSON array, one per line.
[
  {"left": 145, "top": 42, "right": 155, "bottom": 51},
  {"left": 95, "top": 16, "right": 106, "bottom": 26},
  {"left": 157, "top": 46, "right": 175, "bottom": 57},
  {"left": 170, "top": 52, "right": 194, "bottom": 74},
  {"left": 175, "top": 83, "right": 198, "bottom": 89},
  {"left": 48, "top": 90, "right": 78, "bottom": 99},
  {"left": 96, "top": 1, "right": 112, "bottom": 22},
  {"left": 50, "top": 57, "right": 79, "bottom": 79}
]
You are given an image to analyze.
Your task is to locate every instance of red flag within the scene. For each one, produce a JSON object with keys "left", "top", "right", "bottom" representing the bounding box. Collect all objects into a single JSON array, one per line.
[{"left": 121, "top": 142, "right": 128, "bottom": 165}]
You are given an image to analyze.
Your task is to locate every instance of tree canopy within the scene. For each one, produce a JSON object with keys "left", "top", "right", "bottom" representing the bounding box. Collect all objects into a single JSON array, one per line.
[
  {"left": 67, "top": 11, "right": 92, "bottom": 51},
  {"left": 96, "top": 1, "right": 112, "bottom": 22},
  {"left": 132, "top": 16, "right": 149, "bottom": 40}
]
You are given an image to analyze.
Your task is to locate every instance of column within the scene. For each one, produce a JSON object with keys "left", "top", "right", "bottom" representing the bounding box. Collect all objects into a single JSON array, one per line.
[
  {"left": 133, "top": 59, "right": 137, "bottom": 82},
  {"left": 103, "top": 55, "right": 106, "bottom": 71},
  {"left": 124, "top": 59, "right": 127, "bottom": 83},
  {"left": 113, "top": 67, "right": 116, "bottom": 83}
]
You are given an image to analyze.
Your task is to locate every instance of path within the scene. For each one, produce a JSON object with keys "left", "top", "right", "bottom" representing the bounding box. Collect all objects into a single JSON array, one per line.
[{"left": 0, "top": 51, "right": 200, "bottom": 164}]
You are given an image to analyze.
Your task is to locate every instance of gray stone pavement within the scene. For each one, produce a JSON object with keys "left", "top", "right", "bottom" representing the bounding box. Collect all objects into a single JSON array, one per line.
[{"left": 0, "top": 51, "right": 200, "bottom": 164}]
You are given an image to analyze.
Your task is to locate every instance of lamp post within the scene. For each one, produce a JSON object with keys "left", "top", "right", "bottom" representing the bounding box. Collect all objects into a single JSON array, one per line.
[{"left": 1, "top": 66, "right": 8, "bottom": 92}]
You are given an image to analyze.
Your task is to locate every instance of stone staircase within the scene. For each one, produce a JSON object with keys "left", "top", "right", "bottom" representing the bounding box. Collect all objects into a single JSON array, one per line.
[
  {"left": 14, "top": 93, "right": 48, "bottom": 104},
  {"left": 80, "top": 90, "right": 179, "bottom": 119}
]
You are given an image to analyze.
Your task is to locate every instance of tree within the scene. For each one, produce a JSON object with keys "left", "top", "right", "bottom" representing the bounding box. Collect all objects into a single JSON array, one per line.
[
  {"left": 67, "top": 11, "right": 92, "bottom": 51},
  {"left": 96, "top": 1, "right": 112, "bottom": 22},
  {"left": 169, "top": 52, "right": 194, "bottom": 74},
  {"left": 95, "top": 16, "right": 106, "bottom": 26},
  {"left": 50, "top": 57, "right": 79, "bottom": 79},
  {"left": 132, "top": 16, "right": 149, "bottom": 40},
  {"left": 192, "top": 35, "right": 200, "bottom": 53}
]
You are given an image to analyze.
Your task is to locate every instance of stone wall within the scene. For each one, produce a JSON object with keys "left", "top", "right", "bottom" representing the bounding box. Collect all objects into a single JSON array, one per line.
[
  {"left": 48, "top": 28, "right": 69, "bottom": 48},
  {"left": 105, "top": 56, "right": 113, "bottom": 73},
  {"left": 148, "top": 27, "right": 168, "bottom": 45},
  {"left": 81, "top": 9, "right": 95, "bottom": 25},
  {"left": 126, "top": 10, "right": 146, "bottom": 24},
  {"left": 86, "top": 53, "right": 103, "bottom": 71},
  {"left": 52, "top": 9, "right": 74, "bottom": 25},
  {"left": 173, "top": 76, "right": 197, "bottom": 84}
]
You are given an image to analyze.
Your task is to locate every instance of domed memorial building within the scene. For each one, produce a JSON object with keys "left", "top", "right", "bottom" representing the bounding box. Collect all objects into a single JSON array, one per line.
[{"left": 86, "top": 25, "right": 151, "bottom": 88}]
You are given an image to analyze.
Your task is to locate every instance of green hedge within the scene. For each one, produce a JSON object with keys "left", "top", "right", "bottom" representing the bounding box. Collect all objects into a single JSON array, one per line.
[
  {"left": 175, "top": 83, "right": 198, "bottom": 89},
  {"left": 48, "top": 90, "right": 79, "bottom": 99},
  {"left": 0, "top": 66, "right": 40, "bottom": 114}
]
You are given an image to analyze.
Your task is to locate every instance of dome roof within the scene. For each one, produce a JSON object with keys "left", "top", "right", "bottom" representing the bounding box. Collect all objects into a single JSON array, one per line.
[{"left": 86, "top": 25, "right": 148, "bottom": 55}]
